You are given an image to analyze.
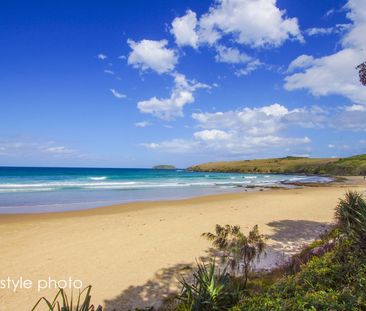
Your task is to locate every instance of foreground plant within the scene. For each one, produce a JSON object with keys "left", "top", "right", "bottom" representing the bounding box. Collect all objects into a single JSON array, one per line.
[
  {"left": 32, "top": 285, "right": 102, "bottom": 311},
  {"left": 202, "top": 224, "right": 267, "bottom": 286},
  {"left": 178, "top": 260, "right": 235, "bottom": 311},
  {"left": 335, "top": 190, "right": 366, "bottom": 247}
]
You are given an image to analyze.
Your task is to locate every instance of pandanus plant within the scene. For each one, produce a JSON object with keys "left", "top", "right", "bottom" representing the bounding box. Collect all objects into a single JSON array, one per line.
[
  {"left": 31, "top": 286, "right": 102, "bottom": 311},
  {"left": 335, "top": 191, "right": 366, "bottom": 247},
  {"left": 178, "top": 260, "right": 233, "bottom": 311}
]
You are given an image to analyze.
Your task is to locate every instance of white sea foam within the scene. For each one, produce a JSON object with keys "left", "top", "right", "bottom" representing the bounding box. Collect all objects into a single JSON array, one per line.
[
  {"left": 0, "top": 174, "right": 332, "bottom": 194},
  {"left": 89, "top": 176, "right": 107, "bottom": 180}
]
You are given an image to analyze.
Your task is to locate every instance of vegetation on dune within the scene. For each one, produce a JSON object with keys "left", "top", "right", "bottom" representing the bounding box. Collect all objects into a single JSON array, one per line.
[
  {"left": 177, "top": 260, "right": 234, "bottom": 311},
  {"left": 234, "top": 191, "right": 366, "bottom": 311},
  {"left": 32, "top": 286, "right": 102, "bottom": 311},
  {"left": 188, "top": 154, "right": 366, "bottom": 176},
  {"left": 31, "top": 191, "right": 366, "bottom": 311},
  {"left": 202, "top": 225, "right": 267, "bottom": 286},
  {"left": 173, "top": 191, "right": 366, "bottom": 310}
]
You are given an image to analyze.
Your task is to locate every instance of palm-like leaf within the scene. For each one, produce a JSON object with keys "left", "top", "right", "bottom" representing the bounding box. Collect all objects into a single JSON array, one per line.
[
  {"left": 31, "top": 286, "right": 102, "bottom": 311},
  {"left": 202, "top": 224, "right": 267, "bottom": 286},
  {"left": 178, "top": 260, "right": 233, "bottom": 310}
]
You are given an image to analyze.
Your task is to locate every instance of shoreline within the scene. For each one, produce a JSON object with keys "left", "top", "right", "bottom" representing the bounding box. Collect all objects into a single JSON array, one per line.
[{"left": 0, "top": 177, "right": 365, "bottom": 310}]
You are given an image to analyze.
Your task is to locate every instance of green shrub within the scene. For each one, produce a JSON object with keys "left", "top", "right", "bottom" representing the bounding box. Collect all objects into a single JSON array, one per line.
[
  {"left": 177, "top": 260, "right": 237, "bottom": 311},
  {"left": 32, "top": 286, "right": 102, "bottom": 311},
  {"left": 335, "top": 191, "right": 366, "bottom": 247}
]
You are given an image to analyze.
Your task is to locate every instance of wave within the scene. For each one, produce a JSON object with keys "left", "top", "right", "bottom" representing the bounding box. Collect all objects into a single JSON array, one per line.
[
  {"left": 0, "top": 175, "right": 333, "bottom": 194},
  {"left": 89, "top": 176, "right": 107, "bottom": 181}
]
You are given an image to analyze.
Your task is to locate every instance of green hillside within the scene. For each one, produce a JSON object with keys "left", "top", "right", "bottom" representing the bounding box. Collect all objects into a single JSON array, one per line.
[{"left": 188, "top": 154, "right": 366, "bottom": 175}]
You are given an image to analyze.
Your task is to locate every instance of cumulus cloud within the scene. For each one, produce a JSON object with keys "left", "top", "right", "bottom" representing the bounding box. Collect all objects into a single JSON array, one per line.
[
  {"left": 110, "top": 88, "right": 126, "bottom": 99},
  {"left": 192, "top": 103, "right": 290, "bottom": 135},
  {"left": 215, "top": 45, "right": 251, "bottom": 64},
  {"left": 142, "top": 103, "right": 314, "bottom": 156},
  {"left": 127, "top": 39, "right": 178, "bottom": 74},
  {"left": 196, "top": 0, "right": 303, "bottom": 48},
  {"left": 137, "top": 73, "right": 210, "bottom": 120},
  {"left": 235, "top": 59, "right": 263, "bottom": 76},
  {"left": 285, "top": 0, "right": 366, "bottom": 105},
  {"left": 171, "top": 10, "right": 199, "bottom": 48},
  {"left": 194, "top": 129, "right": 232, "bottom": 141},
  {"left": 168, "top": 0, "right": 303, "bottom": 75},
  {"left": 142, "top": 100, "right": 366, "bottom": 156},
  {"left": 287, "top": 55, "right": 315, "bottom": 72}
]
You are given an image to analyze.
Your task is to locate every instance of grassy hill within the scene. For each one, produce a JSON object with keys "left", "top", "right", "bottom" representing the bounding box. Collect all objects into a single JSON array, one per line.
[{"left": 188, "top": 154, "right": 366, "bottom": 175}]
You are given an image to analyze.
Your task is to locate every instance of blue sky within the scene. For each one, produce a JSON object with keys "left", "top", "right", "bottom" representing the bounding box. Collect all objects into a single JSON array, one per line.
[{"left": 1, "top": 0, "right": 365, "bottom": 168}]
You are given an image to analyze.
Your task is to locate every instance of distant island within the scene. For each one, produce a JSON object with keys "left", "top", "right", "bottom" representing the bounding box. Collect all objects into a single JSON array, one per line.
[
  {"left": 152, "top": 165, "right": 176, "bottom": 170},
  {"left": 188, "top": 154, "right": 366, "bottom": 176}
]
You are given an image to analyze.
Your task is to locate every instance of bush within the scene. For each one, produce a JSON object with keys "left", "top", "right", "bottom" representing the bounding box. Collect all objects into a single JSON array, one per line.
[
  {"left": 32, "top": 286, "right": 102, "bottom": 311},
  {"left": 202, "top": 224, "right": 267, "bottom": 286},
  {"left": 335, "top": 191, "right": 366, "bottom": 247},
  {"left": 177, "top": 260, "right": 237, "bottom": 311}
]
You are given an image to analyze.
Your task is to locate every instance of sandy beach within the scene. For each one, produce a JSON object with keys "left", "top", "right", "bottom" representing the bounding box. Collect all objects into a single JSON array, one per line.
[{"left": 0, "top": 177, "right": 365, "bottom": 310}]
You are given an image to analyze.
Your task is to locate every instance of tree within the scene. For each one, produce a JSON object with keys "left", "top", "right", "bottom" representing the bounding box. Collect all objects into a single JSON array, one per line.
[
  {"left": 356, "top": 61, "right": 366, "bottom": 86},
  {"left": 202, "top": 224, "right": 267, "bottom": 287}
]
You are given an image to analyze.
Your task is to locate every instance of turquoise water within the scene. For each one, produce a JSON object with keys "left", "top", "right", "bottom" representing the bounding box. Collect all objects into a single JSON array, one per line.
[{"left": 0, "top": 167, "right": 332, "bottom": 214}]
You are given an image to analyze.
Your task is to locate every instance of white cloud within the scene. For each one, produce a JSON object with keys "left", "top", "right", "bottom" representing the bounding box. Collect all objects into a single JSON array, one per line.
[
  {"left": 171, "top": 10, "right": 199, "bottom": 48},
  {"left": 345, "top": 104, "right": 366, "bottom": 111},
  {"left": 141, "top": 139, "right": 199, "bottom": 153},
  {"left": 43, "top": 146, "right": 75, "bottom": 155},
  {"left": 333, "top": 109, "right": 366, "bottom": 131},
  {"left": 305, "top": 24, "right": 350, "bottom": 36},
  {"left": 127, "top": 39, "right": 178, "bottom": 74},
  {"left": 0, "top": 140, "right": 81, "bottom": 158},
  {"left": 143, "top": 103, "right": 312, "bottom": 156},
  {"left": 135, "top": 121, "right": 151, "bottom": 128},
  {"left": 97, "top": 53, "right": 107, "bottom": 60},
  {"left": 285, "top": 0, "right": 366, "bottom": 105},
  {"left": 198, "top": 0, "right": 303, "bottom": 48},
  {"left": 104, "top": 69, "right": 115, "bottom": 75},
  {"left": 168, "top": 0, "right": 302, "bottom": 77},
  {"left": 215, "top": 45, "right": 251, "bottom": 64},
  {"left": 194, "top": 129, "right": 232, "bottom": 141},
  {"left": 142, "top": 100, "right": 366, "bottom": 156},
  {"left": 306, "top": 27, "right": 334, "bottom": 36},
  {"left": 235, "top": 59, "right": 263, "bottom": 76},
  {"left": 287, "top": 55, "right": 315, "bottom": 72},
  {"left": 143, "top": 135, "right": 310, "bottom": 156},
  {"left": 137, "top": 73, "right": 210, "bottom": 120},
  {"left": 192, "top": 103, "right": 290, "bottom": 136},
  {"left": 110, "top": 88, "right": 126, "bottom": 99}
]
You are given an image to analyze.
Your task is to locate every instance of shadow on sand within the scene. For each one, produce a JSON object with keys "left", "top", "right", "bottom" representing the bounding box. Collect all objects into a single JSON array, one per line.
[
  {"left": 103, "top": 220, "right": 331, "bottom": 310},
  {"left": 103, "top": 263, "right": 193, "bottom": 311},
  {"left": 255, "top": 219, "right": 332, "bottom": 269}
]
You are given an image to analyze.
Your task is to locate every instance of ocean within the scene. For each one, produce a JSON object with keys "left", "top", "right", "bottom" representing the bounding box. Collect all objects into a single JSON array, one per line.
[{"left": 0, "top": 167, "right": 332, "bottom": 214}]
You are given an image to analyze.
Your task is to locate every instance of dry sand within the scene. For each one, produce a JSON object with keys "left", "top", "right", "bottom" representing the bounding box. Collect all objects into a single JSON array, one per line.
[{"left": 0, "top": 177, "right": 365, "bottom": 310}]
